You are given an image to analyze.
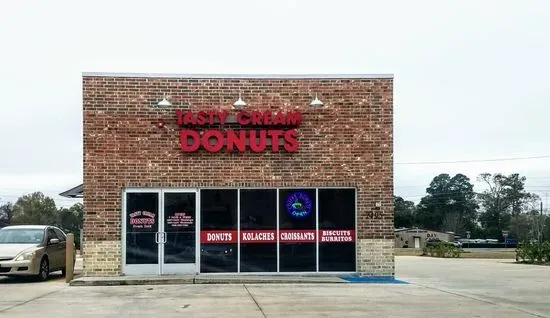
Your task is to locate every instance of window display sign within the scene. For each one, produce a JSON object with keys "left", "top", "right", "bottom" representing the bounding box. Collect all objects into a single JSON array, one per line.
[
  {"left": 241, "top": 230, "right": 276, "bottom": 243},
  {"left": 128, "top": 211, "right": 156, "bottom": 229},
  {"left": 279, "top": 230, "right": 316, "bottom": 243},
  {"left": 201, "top": 231, "right": 238, "bottom": 244},
  {"left": 177, "top": 110, "right": 301, "bottom": 153},
  {"left": 196, "top": 188, "right": 356, "bottom": 273},
  {"left": 166, "top": 211, "right": 194, "bottom": 229},
  {"left": 285, "top": 192, "right": 313, "bottom": 219},
  {"left": 201, "top": 230, "right": 353, "bottom": 243},
  {"left": 319, "top": 230, "right": 355, "bottom": 242}
]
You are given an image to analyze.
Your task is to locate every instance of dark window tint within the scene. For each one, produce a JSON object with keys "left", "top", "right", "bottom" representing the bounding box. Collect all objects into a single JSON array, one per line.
[
  {"left": 240, "top": 189, "right": 276, "bottom": 230},
  {"left": 279, "top": 243, "right": 316, "bottom": 272},
  {"left": 319, "top": 243, "right": 356, "bottom": 272},
  {"left": 47, "top": 229, "right": 58, "bottom": 241},
  {"left": 164, "top": 192, "right": 196, "bottom": 264},
  {"left": 53, "top": 228, "right": 66, "bottom": 242},
  {"left": 278, "top": 189, "right": 316, "bottom": 272},
  {"left": 318, "top": 189, "right": 356, "bottom": 272},
  {"left": 318, "top": 189, "right": 355, "bottom": 229},
  {"left": 125, "top": 192, "right": 159, "bottom": 265},
  {"left": 240, "top": 189, "right": 277, "bottom": 272},
  {"left": 200, "top": 189, "right": 238, "bottom": 230},
  {"left": 200, "top": 189, "right": 237, "bottom": 273},
  {"left": 240, "top": 243, "right": 277, "bottom": 272}
]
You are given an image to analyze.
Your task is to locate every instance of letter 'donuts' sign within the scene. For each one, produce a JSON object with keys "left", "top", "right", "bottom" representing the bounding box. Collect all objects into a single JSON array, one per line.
[{"left": 176, "top": 110, "right": 301, "bottom": 153}]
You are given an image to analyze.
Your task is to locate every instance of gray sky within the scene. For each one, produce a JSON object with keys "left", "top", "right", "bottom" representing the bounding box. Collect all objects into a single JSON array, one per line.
[{"left": 1, "top": 0, "right": 549, "bottom": 209}]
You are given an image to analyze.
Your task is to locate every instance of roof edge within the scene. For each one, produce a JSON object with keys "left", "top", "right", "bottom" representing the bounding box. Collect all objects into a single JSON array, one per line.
[
  {"left": 59, "top": 183, "right": 83, "bottom": 198},
  {"left": 81, "top": 72, "right": 394, "bottom": 79}
]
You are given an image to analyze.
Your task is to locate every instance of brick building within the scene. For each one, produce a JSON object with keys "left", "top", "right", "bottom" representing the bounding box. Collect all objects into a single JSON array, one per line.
[{"left": 77, "top": 72, "right": 394, "bottom": 277}]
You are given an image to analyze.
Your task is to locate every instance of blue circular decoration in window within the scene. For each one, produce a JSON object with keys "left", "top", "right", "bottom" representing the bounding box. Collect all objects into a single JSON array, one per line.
[{"left": 286, "top": 192, "right": 313, "bottom": 219}]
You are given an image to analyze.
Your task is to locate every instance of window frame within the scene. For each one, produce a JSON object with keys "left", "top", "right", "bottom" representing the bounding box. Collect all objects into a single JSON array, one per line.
[
  {"left": 197, "top": 187, "right": 357, "bottom": 274},
  {"left": 53, "top": 228, "right": 67, "bottom": 242}
]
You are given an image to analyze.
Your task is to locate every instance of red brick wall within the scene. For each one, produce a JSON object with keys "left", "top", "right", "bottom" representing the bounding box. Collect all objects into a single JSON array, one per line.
[{"left": 83, "top": 75, "right": 393, "bottom": 243}]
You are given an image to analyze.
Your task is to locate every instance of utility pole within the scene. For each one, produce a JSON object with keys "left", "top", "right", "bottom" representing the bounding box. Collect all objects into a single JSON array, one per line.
[
  {"left": 542, "top": 200, "right": 545, "bottom": 242},
  {"left": 545, "top": 192, "right": 548, "bottom": 215}
]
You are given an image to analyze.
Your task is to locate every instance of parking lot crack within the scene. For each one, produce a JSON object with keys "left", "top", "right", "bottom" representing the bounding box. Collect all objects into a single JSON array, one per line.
[
  {"left": 243, "top": 284, "right": 267, "bottom": 318},
  {"left": 0, "top": 286, "right": 66, "bottom": 314}
]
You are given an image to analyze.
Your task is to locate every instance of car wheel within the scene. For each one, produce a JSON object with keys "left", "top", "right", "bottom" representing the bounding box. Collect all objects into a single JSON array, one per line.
[{"left": 37, "top": 258, "right": 49, "bottom": 281}]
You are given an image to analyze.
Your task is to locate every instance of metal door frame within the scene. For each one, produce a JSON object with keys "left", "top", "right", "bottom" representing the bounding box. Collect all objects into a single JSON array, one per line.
[
  {"left": 121, "top": 188, "right": 199, "bottom": 276},
  {"left": 121, "top": 188, "right": 162, "bottom": 276},
  {"left": 161, "top": 188, "right": 199, "bottom": 275}
]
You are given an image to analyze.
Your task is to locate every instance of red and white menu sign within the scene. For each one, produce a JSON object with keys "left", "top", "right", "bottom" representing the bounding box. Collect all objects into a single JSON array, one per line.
[
  {"left": 279, "top": 230, "right": 316, "bottom": 243},
  {"left": 201, "top": 231, "right": 237, "bottom": 244},
  {"left": 319, "top": 230, "right": 355, "bottom": 243},
  {"left": 200, "top": 229, "right": 355, "bottom": 244},
  {"left": 241, "top": 230, "right": 276, "bottom": 243}
]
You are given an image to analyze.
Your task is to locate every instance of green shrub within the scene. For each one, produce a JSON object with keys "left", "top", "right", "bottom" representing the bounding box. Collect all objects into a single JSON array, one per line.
[
  {"left": 515, "top": 242, "right": 550, "bottom": 264},
  {"left": 422, "top": 243, "right": 463, "bottom": 258}
]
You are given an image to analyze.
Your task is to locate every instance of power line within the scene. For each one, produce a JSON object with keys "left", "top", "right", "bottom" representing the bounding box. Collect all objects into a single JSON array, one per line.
[{"left": 395, "top": 155, "right": 550, "bottom": 165}]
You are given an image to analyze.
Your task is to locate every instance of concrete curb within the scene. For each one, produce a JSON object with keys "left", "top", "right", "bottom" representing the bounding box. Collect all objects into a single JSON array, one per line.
[
  {"left": 70, "top": 277, "right": 195, "bottom": 286},
  {"left": 69, "top": 275, "right": 348, "bottom": 286},
  {"left": 195, "top": 276, "right": 347, "bottom": 285}
]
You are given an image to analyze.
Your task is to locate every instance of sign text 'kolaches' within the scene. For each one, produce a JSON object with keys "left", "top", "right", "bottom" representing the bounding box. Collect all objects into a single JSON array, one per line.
[{"left": 176, "top": 110, "right": 301, "bottom": 153}]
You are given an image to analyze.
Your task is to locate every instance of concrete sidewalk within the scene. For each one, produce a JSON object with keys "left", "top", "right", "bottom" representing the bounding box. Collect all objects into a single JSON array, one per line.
[
  {"left": 70, "top": 274, "right": 404, "bottom": 286},
  {"left": 3, "top": 257, "right": 548, "bottom": 317}
]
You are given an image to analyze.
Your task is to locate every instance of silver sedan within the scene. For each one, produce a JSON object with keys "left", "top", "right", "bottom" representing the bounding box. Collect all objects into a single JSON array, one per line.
[{"left": 0, "top": 225, "right": 74, "bottom": 281}]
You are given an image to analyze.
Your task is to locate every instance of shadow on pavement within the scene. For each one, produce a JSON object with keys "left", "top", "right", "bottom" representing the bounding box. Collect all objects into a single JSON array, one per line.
[{"left": 0, "top": 272, "right": 65, "bottom": 284}]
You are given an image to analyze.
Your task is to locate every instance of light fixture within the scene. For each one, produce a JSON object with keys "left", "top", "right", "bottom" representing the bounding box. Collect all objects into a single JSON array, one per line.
[
  {"left": 157, "top": 119, "right": 165, "bottom": 128},
  {"left": 310, "top": 93, "right": 324, "bottom": 107},
  {"left": 157, "top": 93, "right": 172, "bottom": 107},
  {"left": 233, "top": 91, "right": 247, "bottom": 109}
]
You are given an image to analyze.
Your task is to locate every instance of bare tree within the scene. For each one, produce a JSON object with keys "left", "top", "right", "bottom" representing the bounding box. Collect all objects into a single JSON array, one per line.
[{"left": 0, "top": 202, "right": 14, "bottom": 227}]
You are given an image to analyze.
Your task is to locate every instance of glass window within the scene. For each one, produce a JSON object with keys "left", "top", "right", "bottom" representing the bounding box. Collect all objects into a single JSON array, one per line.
[
  {"left": 240, "top": 189, "right": 277, "bottom": 272},
  {"left": 125, "top": 192, "right": 159, "bottom": 265},
  {"left": 164, "top": 192, "right": 196, "bottom": 264},
  {"left": 318, "top": 188, "right": 356, "bottom": 272},
  {"left": 47, "top": 229, "right": 58, "bottom": 241},
  {"left": 278, "top": 188, "right": 316, "bottom": 272},
  {"left": 0, "top": 228, "right": 45, "bottom": 244},
  {"left": 53, "top": 228, "right": 67, "bottom": 242},
  {"left": 200, "top": 189, "right": 238, "bottom": 273}
]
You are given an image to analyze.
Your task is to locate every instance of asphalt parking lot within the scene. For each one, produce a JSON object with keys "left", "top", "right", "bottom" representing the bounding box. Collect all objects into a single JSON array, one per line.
[{"left": 1, "top": 256, "right": 549, "bottom": 317}]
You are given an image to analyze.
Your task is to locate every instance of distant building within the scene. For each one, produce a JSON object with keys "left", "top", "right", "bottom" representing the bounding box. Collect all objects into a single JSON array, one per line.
[{"left": 395, "top": 228, "right": 455, "bottom": 249}]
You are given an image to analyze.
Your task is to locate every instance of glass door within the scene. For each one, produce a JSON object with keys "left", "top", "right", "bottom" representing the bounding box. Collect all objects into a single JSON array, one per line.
[
  {"left": 161, "top": 190, "right": 198, "bottom": 274},
  {"left": 122, "top": 189, "right": 198, "bottom": 275},
  {"left": 123, "top": 190, "right": 161, "bottom": 275}
]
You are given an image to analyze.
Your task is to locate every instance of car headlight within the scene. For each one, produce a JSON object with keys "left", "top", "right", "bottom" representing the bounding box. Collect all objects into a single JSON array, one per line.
[{"left": 15, "top": 251, "right": 37, "bottom": 261}]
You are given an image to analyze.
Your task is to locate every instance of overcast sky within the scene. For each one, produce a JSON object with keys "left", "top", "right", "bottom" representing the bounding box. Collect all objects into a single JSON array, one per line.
[{"left": 0, "top": 0, "right": 549, "bottom": 209}]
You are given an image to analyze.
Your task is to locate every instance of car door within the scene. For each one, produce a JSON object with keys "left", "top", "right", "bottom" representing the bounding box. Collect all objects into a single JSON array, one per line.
[
  {"left": 53, "top": 228, "right": 67, "bottom": 268},
  {"left": 45, "top": 228, "right": 63, "bottom": 270}
]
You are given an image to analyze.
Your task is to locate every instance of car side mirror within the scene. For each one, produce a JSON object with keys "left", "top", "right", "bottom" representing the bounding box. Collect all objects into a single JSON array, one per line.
[{"left": 49, "top": 238, "right": 60, "bottom": 245}]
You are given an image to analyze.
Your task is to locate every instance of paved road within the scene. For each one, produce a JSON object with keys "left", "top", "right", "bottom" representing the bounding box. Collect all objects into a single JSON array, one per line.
[{"left": 1, "top": 257, "right": 548, "bottom": 317}]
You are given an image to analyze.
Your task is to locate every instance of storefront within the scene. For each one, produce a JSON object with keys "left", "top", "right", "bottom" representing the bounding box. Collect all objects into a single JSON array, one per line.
[
  {"left": 80, "top": 73, "right": 394, "bottom": 277},
  {"left": 122, "top": 187, "right": 356, "bottom": 275}
]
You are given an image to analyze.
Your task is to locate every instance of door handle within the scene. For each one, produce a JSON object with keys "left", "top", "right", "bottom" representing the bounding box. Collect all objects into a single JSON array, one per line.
[
  {"left": 162, "top": 232, "right": 167, "bottom": 244},
  {"left": 155, "top": 232, "right": 160, "bottom": 244}
]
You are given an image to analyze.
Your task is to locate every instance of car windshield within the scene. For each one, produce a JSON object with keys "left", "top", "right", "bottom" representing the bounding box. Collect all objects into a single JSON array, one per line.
[{"left": 0, "top": 229, "right": 45, "bottom": 244}]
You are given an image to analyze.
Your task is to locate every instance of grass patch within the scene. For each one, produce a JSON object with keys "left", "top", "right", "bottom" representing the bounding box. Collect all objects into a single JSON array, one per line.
[
  {"left": 394, "top": 248, "right": 423, "bottom": 256},
  {"left": 460, "top": 251, "right": 516, "bottom": 259}
]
